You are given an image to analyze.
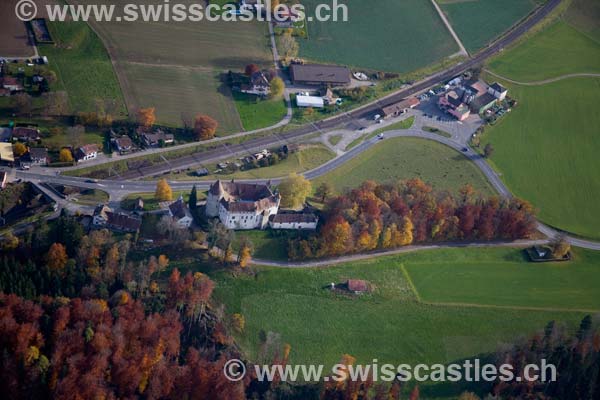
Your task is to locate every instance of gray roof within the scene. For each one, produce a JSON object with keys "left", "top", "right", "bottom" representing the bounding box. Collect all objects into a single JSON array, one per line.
[{"left": 290, "top": 64, "right": 351, "bottom": 85}]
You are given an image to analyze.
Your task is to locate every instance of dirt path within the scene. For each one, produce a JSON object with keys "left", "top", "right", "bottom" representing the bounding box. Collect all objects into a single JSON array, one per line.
[{"left": 484, "top": 69, "right": 600, "bottom": 86}]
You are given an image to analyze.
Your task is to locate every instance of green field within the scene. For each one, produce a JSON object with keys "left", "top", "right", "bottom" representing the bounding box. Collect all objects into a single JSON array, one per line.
[
  {"left": 39, "top": 21, "right": 127, "bottom": 116},
  {"left": 299, "top": 0, "right": 458, "bottom": 72},
  {"left": 405, "top": 247, "right": 600, "bottom": 310},
  {"left": 438, "top": 0, "right": 540, "bottom": 53},
  {"left": 233, "top": 92, "right": 288, "bottom": 131},
  {"left": 564, "top": 0, "right": 600, "bottom": 42},
  {"left": 487, "top": 21, "right": 600, "bottom": 81},
  {"left": 73, "top": 0, "right": 272, "bottom": 131},
  {"left": 212, "top": 247, "right": 592, "bottom": 376},
  {"left": 482, "top": 12, "right": 600, "bottom": 239},
  {"left": 315, "top": 137, "right": 495, "bottom": 195}
]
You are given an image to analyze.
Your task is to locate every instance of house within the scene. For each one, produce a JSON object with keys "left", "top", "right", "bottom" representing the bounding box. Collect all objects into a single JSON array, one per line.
[
  {"left": 93, "top": 204, "right": 112, "bottom": 226},
  {"left": 438, "top": 91, "right": 470, "bottom": 121},
  {"left": 240, "top": 71, "right": 271, "bottom": 96},
  {"left": 346, "top": 279, "right": 370, "bottom": 294},
  {"left": 168, "top": 196, "right": 194, "bottom": 228},
  {"left": 206, "top": 180, "right": 280, "bottom": 230},
  {"left": 1, "top": 76, "right": 24, "bottom": 92},
  {"left": 488, "top": 82, "right": 508, "bottom": 100},
  {"left": 105, "top": 212, "right": 142, "bottom": 233},
  {"left": 296, "top": 95, "right": 324, "bottom": 108},
  {"left": 381, "top": 97, "right": 420, "bottom": 118},
  {"left": 470, "top": 93, "right": 498, "bottom": 115},
  {"left": 269, "top": 212, "right": 318, "bottom": 230},
  {"left": 139, "top": 128, "right": 174, "bottom": 147},
  {"left": 113, "top": 136, "right": 133, "bottom": 154},
  {"left": 289, "top": 64, "right": 351, "bottom": 86},
  {"left": 26, "top": 147, "right": 49, "bottom": 165},
  {"left": 76, "top": 144, "right": 99, "bottom": 161},
  {"left": 12, "top": 127, "right": 40, "bottom": 142},
  {"left": 0, "top": 143, "right": 14, "bottom": 164}
]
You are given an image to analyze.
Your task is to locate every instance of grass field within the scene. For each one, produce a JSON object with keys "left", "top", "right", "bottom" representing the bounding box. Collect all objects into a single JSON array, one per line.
[
  {"left": 564, "top": 0, "right": 600, "bottom": 42},
  {"left": 211, "top": 246, "right": 593, "bottom": 377},
  {"left": 72, "top": 0, "right": 273, "bottom": 131},
  {"left": 39, "top": 21, "right": 127, "bottom": 116},
  {"left": 299, "top": 0, "right": 458, "bottom": 72},
  {"left": 487, "top": 21, "right": 600, "bottom": 81},
  {"left": 482, "top": 12, "right": 600, "bottom": 239},
  {"left": 232, "top": 92, "right": 288, "bottom": 131},
  {"left": 315, "top": 137, "right": 495, "bottom": 195},
  {"left": 438, "top": 0, "right": 540, "bottom": 53}
]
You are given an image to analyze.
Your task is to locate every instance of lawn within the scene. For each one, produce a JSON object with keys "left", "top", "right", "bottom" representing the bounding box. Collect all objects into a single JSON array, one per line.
[
  {"left": 232, "top": 92, "right": 288, "bottom": 131},
  {"left": 564, "top": 0, "right": 600, "bottom": 42},
  {"left": 38, "top": 21, "right": 127, "bottom": 116},
  {"left": 438, "top": 0, "right": 540, "bottom": 53},
  {"left": 481, "top": 14, "right": 600, "bottom": 239},
  {"left": 315, "top": 137, "right": 495, "bottom": 195},
  {"left": 299, "top": 0, "right": 458, "bottom": 73},
  {"left": 211, "top": 246, "right": 590, "bottom": 376},
  {"left": 404, "top": 247, "right": 600, "bottom": 310},
  {"left": 487, "top": 20, "right": 600, "bottom": 81},
  {"left": 72, "top": 0, "right": 273, "bottom": 131},
  {"left": 121, "top": 190, "right": 203, "bottom": 211},
  {"left": 232, "top": 230, "right": 291, "bottom": 261}
]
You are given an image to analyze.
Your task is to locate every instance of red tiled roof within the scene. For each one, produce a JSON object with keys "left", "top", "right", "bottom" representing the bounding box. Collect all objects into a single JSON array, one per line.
[{"left": 347, "top": 279, "right": 369, "bottom": 292}]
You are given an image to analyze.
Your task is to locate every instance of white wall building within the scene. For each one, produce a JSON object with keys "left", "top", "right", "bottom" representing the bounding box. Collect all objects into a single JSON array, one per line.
[
  {"left": 169, "top": 197, "right": 194, "bottom": 228},
  {"left": 296, "top": 95, "right": 324, "bottom": 108},
  {"left": 488, "top": 82, "right": 508, "bottom": 100},
  {"left": 269, "top": 213, "right": 318, "bottom": 230}
]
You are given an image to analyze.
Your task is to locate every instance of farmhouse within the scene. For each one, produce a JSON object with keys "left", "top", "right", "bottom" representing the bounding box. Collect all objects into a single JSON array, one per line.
[
  {"left": 168, "top": 197, "right": 194, "bottom": 228},
  {"left": 289, "top": 64, "right": 351, "bottom": 86},
  {"left": 240, "top": 71, "right": 271, "bottom": 96},
  {"left": 488, "top": 82, "right": 508, "bottom": 100},
  {"left": 381, "top": 97, "right": 420, "bottom": 118},
  {"left": 206, "top": 180, "right": 280, "bottom": 230},
  {"left": 12, "top": 127, "right": 40, "bottom": 142},
  {"left": 139, "top": 129, "right": 174, "bottom": 147},
  {"left": 269, "top": 213, "right": 318, "bottom": 230},
  {"left": 105, "top": 212, "right": 141, "bottom": 233},
  {"left": 76, "top": 144, "right": 99, "bottom": 161},
  {"left": 112, "top": 136, "right": 133, "bottom": 154},
  {"left": 25, "top": 148, "right": 49, "bottom": 166},
  {"left": 1, "top": 77, "right": 24, "bottom": 92}
]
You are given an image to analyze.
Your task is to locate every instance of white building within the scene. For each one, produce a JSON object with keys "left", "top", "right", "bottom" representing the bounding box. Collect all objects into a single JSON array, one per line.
[
  {"left": 269, "top": 213, "right": 318, "bottom": 230},
  {"left": 296, "top": 95, "right": 324, "bottom": 108},
  {"left": 206, "top": 180, "right": 280, "bottom": 230},
  {"left": 488, "top": 82, "right": 508, "bottom": 100},
  {"left": 76, "top": 144, "right": 99, "bottom": 161},
  {"left": 93, "top": 204, "right": 112, "bottom": 226},
  {"left": 169, "top": 197, "right": 194, "bottom": 228}
]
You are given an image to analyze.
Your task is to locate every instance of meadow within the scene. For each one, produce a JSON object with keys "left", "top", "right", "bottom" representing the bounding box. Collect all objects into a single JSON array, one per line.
[
  {"left": 482, "top": 10, "right": 600, "bottom": 239},
  {"left": 299, "top": 0, "right": 458, "bottom": 72},
  {"left": 71, "top": 0, "right": 273, "bottom": 132},
  {"left": 211, "top": 246, "right": 595, "bottom": 378},
  {"left": 438, "top": 0, "right": 540, "bottom": 53},
  {"left": 232, "top": 92, "right": 288, "bottom": 131},
  {"left": 314, "top": 137, "right": 495, "bottom": 195}
]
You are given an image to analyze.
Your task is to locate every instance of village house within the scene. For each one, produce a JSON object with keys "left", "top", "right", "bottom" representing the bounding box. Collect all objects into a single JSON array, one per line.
[
  {"left": 381, "top": 97, "right": 420, "bottom": 119},
  {"left": 268, "top": 212, "right": 318, "bottom": 230},
  {"left": 289, "top": 64, "right": 351, "bottom": 86},
  {"left": 438, "top": 90, "right": 471, "bottom": 121},
  {"left": 24, "top": 147, "right": 49, "bottom": 166},
  {"left": 1, "top": 76, "right": 24, "bottom": 92},
  {"left": 12, "top": 127, "right": 41, "bottom": 142},
  {"left": 240, "top": 71, "right": 271, "bottom": 96},
  {"left": 112, "top": 136, "right": 133, "bottom": 154},
  {"left": 488, "top": 82, "right": 508, "bottom": 101},
  {"left": 139, "top": 128, "right": 174, "bottom": 147},
  {"left": 105, "top": 212, "right": 141, "bottom": 233},
  {"left": 206, "top": 180, "right": 280, "bottom": 230},
  {"left": 92, "top": 204, "right": 112, "bottom": 226},
  {"left": 76, "top": 144, "right": 99, "bottom": 161},
  {"left": 168, "top": 197, "right": 194, "bottom": 228}
]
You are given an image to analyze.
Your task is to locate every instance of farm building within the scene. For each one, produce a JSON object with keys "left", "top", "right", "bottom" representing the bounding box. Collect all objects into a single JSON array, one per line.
[
  {"left": 381, "top": 97, "right": 420, "bottom": 118},
  {"left": 438, "top": 91, "right": 471, "bottom": 121},
  {"left": 113, "top": 136, "right": 133, "bottom": 154},
  {"left": 1, "top": 76, "right": 24, "bottom": 92},
  {"left": 296, "top": 95, "right": 324, "bottom": 108},
  {"left": 269, "top": 213, "right": 318, "bottom": 230},
  {"left": 488, "top": 82, "right": 508, "bottom": 100},
  {"left": 105, "top": 212, "right": 141, "bottom": 233},
  {"left": 289, "top": 64, "right": 351, "bottom": 86},
  {"left": 240, "top": 71, "right": 271, "bottom": 96},
  {"left": 139, "top": 129, "right": 174, "bottom": 147},
  {"left": 12, "top": 127, "right": 40, "bottom": 142},
  {"left": 470, "top": 93, "right": 498, "bottom": 115},
  {"left": 24, "top": 148, "right": 49, "bottom": 166}
]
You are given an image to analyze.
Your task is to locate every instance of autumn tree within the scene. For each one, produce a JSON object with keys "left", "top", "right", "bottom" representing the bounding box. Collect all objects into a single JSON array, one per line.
[
  {"left": 315, "top": 182, "right": 334, "bottom": 202},
  {"left": 270, "top": 76, "right": 285, "bottom": 98},
  {"left": 231, "top": 313, "right": 245, "bottom": 333},
  {"left": 484, "top": 143, "right": 494, "bottom": 158},
  {"left": 237, "top": 237, "right": 253, "bottom": 268},
  {"left": 278, "top": 173, "right": 312, "bottom": 208},
  {"left": 13, "top": 142, "right": 27, "bottom": 157},
  {"left": 46, "top": 243, "right": 68, "bottom": 274},
  {"left": 458, "top": 392, "right": 480, "bottom": 400},
  {"left": 194, "top": 114, "right": 218, "bottom": 141},
  {"left": 551, "top": 235, "right": 571, "bottom": 259},
  {"left": 155, "top": 179, "right": 173, "bottom": 201},
  {"left": 245, "top": 63, "right": 260, "bottom": 76},
  {"left": 59, "top": 148, "right": 74, "bottom": 163},
  {"left": 279, "top": 29, "right": 299, "bottom": 61},
  {"left": 409, "top": 385, "right": 420, "bottom": 400},
  {"left": 137, "top": 107, "right": 156, "bottom": 127}
]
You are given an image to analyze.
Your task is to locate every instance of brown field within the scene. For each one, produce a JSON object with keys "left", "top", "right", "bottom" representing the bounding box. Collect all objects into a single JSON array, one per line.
[{"left": 0, "top": 0, "right": 36, "bottom": 57}]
